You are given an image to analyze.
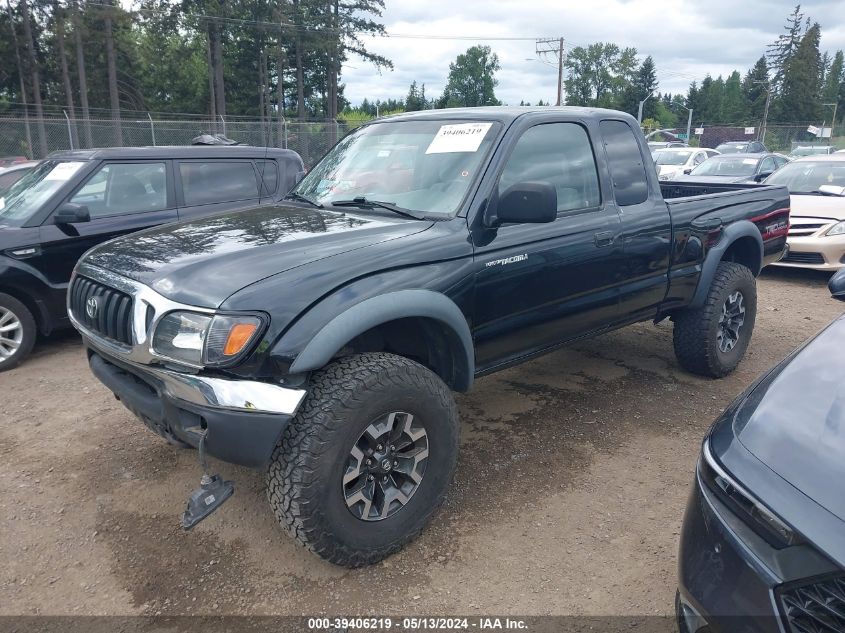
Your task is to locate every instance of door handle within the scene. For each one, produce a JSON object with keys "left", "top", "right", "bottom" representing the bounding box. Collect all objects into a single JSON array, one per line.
[{"left": 594, "top": 231, "right": 614, "bottom": 247}]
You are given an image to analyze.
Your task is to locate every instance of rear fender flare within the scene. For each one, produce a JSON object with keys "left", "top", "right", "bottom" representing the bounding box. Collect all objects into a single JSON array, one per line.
[{"left": 691, "top": 220, "right": 762, "bottom": 307}]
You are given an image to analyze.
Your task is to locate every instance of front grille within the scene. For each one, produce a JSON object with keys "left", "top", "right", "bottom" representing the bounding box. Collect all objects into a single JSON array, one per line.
[
  {"left": 779, "top": 574, "right": 845, "bottom": 633},
  {"left": 789, "top": 223, "right": 828, "bottom": 236},
  {"left": 782, "top": 251, "right": 826, "bottom": 265},
  {"left": 70, "top": 276, "right": 134, "bottom": 345}
]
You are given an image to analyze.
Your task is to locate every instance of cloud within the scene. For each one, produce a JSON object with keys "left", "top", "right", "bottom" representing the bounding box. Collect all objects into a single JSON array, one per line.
[{"left": 340, "top": 0, "right": 845, "bottom": 106}]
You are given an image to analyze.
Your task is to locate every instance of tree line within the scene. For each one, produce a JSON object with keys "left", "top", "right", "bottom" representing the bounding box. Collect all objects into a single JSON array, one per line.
[
  {"left": 2, "top": 0, "right": 391, "bottom": 154},
  {"left": 560, "top": 5, "right": 844, "bottom": 129}
]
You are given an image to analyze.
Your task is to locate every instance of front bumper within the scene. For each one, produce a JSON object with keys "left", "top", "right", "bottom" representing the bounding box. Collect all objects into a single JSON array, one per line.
[
  {"left": 87, "top": 349, "right": 306, "bottom": 469},
  {"left": 677, "top": 468, "right": 841, "bottom": 633},
  {"left": 773, "top": 234, "right": 845, "bottom": 271}
]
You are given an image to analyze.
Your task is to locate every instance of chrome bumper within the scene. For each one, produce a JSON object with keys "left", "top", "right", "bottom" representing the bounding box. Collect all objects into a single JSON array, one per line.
[{"left": 84, "top": 334, "right": 306, "bottom": 416}]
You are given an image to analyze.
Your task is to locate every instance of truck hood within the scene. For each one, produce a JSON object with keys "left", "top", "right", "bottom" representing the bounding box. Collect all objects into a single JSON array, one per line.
[
  {"left": 735, "top": 316, "right": 845, "bottom": 523},
  {"left": 789, "top": 193, "right": 845, "bottom": 221},
  {"left": 83, "top": 204, "right": 434, "bottom": 307}
]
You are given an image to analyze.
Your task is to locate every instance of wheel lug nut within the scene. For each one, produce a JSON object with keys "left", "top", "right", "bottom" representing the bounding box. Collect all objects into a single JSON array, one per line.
[
  {"left": 366, "top": 459, "right": 372, "bottom": 466},
  {"left": 390, "top": 445, "right": 395, "bottom": 451},
  {"left": 368, "top": 475, "right": 374, "bottom": 481},
  {"left": 382, "top": 476, "right": 388, "bottom": 482},
  {"left": 393, "top": 460, "right": 398, "bottom": 467},
  {"left": 377, "top": 444, "right": 383, "bottom": 451}
]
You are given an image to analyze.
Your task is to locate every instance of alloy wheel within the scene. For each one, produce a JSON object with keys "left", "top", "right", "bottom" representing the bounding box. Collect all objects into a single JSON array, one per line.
[
  {"left": 343, "top": 411, "right": 429, "bottom": 522},
  {"left": 0, "top": 306, "right": 23, "bottom": 363},
  {"left": 717, "top": 291, "right": 745, "bottom": 353}
]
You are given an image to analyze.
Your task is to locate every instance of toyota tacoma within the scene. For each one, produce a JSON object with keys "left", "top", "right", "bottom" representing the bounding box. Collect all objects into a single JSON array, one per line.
[{"left": 68, "top": 107, "right": 790, "bottom": 567}]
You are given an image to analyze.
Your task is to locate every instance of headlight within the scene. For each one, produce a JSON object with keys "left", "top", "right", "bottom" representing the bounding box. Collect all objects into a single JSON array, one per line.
[
  {"left": 699, "top": 441, "right": 804, "bottom": 548},
  {"left": 152, "top": 311, "right": 264, "bottom": 367},
  {"left": 825, "top": 220, "right": 845, "bottom": 236}
]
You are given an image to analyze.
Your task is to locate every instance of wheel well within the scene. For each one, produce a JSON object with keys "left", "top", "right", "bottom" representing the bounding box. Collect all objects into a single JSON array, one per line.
[
  {"left": 721, "top": 236, "right": 761, "bottom": 276},
  {"left": 340, "top": 317, "right": 471, "bottom": 392},
  {"left": 0, "top": 286, "right": 44, "bottom": 334}
]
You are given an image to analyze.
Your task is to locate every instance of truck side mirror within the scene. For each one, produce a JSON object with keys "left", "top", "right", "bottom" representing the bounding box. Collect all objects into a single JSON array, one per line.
[
  {"left": 488, "top": 181, "right": 557, "bottom": 227},
  {"left": 53, "top": 202, "right": 90, "bottom": 225},
  {"left": 753, "top": 171, "right": 773, "bottom": 182},
  {"left": 683, "top": 168, "right": 692, "bottom": 175},
  {"left": 830, "top": 268, "right": 845, "bottom": 302}
]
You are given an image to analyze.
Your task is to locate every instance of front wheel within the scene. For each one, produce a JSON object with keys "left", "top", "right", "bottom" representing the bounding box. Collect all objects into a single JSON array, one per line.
[
  {"left": 0, "top": 293, "right": 36, "bottom": 373},
  {"left": 672, "top": 261, "right": 757, "bottom": 378},
  {"left": 266, "top": 352, "right": 460, "bottom": 567}
]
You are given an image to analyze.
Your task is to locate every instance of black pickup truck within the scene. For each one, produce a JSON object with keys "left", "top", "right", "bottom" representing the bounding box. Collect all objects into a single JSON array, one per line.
[{"left": 68, "top": 107, "right": 790, "bottom": 567}]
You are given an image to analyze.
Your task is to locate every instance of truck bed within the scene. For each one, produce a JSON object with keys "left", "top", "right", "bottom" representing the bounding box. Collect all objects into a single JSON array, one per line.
[{"left": 659, "top": 181, "right": 767, "bottom": 200}]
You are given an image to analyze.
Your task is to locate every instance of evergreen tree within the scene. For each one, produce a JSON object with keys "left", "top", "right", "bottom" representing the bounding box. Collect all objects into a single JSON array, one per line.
[
  {"left": 779, "top": 22, "right": 823, "bottom": 122},
  {"left": 742, "top": 56, "right": 770, "bottom": 121},
  {"left": 766, "top": 4, "right": 805, "bottom": 95},
  {"left": 721, "top": 71, "right": 747, "bottom": 123},
  {"left": 822, "top": 50, "right": 844, "bottom": 115}
]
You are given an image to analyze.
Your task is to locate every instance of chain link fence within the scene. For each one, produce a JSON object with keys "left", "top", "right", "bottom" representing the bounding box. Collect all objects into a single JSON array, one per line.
[
  {"left": 675, "top": 123, "right": 845, "bottom": 153},
  {"left": 0, "top": 115, "right": 361, "bottom": 167}
]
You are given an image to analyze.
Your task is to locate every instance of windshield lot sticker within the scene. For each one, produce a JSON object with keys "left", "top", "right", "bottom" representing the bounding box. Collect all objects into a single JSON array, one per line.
[
  {"left": 45, "top": 161, "right": 85, "bottom": 181},
  {"left": 742, "top": 159, "right": 758, "bottom": 165},
  {"left": 426, "top": 122, "right": 493, "bottom": 154}
]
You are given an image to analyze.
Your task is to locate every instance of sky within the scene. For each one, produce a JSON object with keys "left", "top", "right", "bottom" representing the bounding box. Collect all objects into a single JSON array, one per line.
[{"left": 340, "top": 0, "right": 845, "bottom": 106}]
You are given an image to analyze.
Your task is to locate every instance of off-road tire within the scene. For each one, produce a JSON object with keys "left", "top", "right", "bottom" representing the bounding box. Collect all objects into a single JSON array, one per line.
[
  {"left": 0, "top": 293, "right": 36, "bottom": 373},
  {"left": 672, "top": 261, "right": 756, "bottom": 377},
  {"left": 266, "top": 352, "right": 460, "bottom": 567}
]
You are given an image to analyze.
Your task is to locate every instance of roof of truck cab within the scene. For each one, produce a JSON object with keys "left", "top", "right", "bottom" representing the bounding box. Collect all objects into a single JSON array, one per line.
[
  {"left": 381, "top": 106, "right": 638, "bottom": 124},
  {"left": 47, "top": 145, "right": 302, "bottom": 161}
]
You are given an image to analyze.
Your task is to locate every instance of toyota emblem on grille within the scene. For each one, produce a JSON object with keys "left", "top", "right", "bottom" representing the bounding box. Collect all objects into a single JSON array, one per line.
[{"left": 86, "top": 296, "right": 99, "bottom": 319}]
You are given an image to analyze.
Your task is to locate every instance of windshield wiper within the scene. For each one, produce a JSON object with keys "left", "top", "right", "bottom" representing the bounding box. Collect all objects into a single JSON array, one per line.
[
  {"left": 330, "top": 197, "right": 426, "bottom": 220},
  {"left": 283, "top": 192, "right": 323, "bottom": 208}
]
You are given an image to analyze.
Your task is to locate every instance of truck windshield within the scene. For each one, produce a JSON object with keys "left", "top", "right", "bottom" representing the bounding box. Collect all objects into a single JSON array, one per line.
[
  {"left": 690, "top": 156, "right": 757, "bottom": 177},
  {"left": 291, "top": 119, "right": 500, "bottom": 216},
  {"left": 764, "top": 161, "right": 845, "bottom": 193},
  {"left": 0, "top": 160, "right": 87, "bottom": 226},
  {"left": 654, "top": 150, "right": 694, "bottom": 165}
]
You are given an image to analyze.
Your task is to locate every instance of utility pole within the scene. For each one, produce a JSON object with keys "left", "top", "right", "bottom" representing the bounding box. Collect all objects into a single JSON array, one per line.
[
  {"left": 686, "top": 108, "right": 693, "bottom": 142},
  {"left": 637, "top": 93, "right": 653, "bottom": 124},
  {"left": 754, "top": 80, "right": 771, "bottom": 144},
  {"left": 823, "top": 103, "right": 838, "bottom": 140},
  {"left": 536, "top": 37, "right": 565, "bottom": 106}
]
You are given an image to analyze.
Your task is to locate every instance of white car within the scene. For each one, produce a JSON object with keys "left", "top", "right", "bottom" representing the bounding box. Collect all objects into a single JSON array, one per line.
[
  {"left": 653, "top": 147, "right": 720, "bottom": 181},
  {"left": 765, "top": 154, "right": 845, "bottom": 270}
]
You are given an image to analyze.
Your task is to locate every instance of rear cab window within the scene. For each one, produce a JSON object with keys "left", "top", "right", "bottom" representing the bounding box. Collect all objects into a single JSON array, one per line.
[
  {"left": 599, "top": 120, "right": 649, "bottom": 206},
  {"left": 178, "top": 161, "right": 260, "bottom": 206}
]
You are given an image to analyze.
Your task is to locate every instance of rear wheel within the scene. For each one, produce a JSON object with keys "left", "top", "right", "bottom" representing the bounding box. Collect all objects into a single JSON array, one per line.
[
  {"left": 672, "top": 261, "right": 757, "bottom": 377},
  {"left": 266, "top": 352, "right": 460, "bottom": 567},
  {"left": 0, "top": 293, "right": 36, "bottom": 373}
]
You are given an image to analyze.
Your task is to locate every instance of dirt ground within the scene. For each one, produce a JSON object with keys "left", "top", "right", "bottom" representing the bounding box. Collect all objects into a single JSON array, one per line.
[{"left": 1, "top": 266, "right": 843, "bottom": 618}]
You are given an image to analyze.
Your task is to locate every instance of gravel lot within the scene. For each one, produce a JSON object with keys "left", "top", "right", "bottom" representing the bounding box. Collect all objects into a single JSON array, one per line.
[{"left": 1, "top": 267, "right": 842, "bottom": 618}]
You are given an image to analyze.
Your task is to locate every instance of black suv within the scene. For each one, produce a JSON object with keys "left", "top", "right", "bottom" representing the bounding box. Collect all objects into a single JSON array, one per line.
[{"left": 0, "top": 145, "right": 304, "bottom": 370}]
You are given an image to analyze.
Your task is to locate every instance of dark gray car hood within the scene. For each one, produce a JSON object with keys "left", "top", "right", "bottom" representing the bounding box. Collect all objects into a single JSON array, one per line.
[
  {"left": 735, "top": 316, "right": 845, "bottom": 522},
  {"left": 82, "top": 203, "right": 433, "bottom": 307}
]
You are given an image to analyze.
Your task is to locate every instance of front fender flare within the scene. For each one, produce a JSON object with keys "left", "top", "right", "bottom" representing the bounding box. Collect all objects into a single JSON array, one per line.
[{"left": 287, "top": 289, "right": 475, "bottom": 391}]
